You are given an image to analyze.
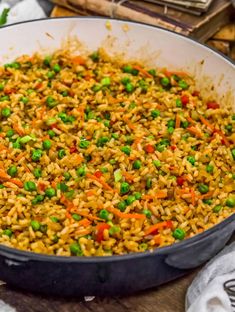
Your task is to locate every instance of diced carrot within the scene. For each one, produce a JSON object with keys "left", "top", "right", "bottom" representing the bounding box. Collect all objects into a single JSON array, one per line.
[
  {"left": 187, "top": 126, "right": 203, "bottom": 138},
  {"left": 145, "top": 220, "right": 173, "bottom": 236},
  {"left": 96, "top": 223, "right": 110, "bottom": 242},
  {"left": 51, "top": 181, "right": 56, "bottom": 189},
  {"left": 207, "top": 101, "right": 220, "bottom": 109},
  {"left": 94, "top": 171, "right": 103, "bottom": 179},
  {"left": 175, "top": 114, "right": 181, "bottom": 128},
  {"left": 153, "top": 234, "right": 162, "bottom": 245},
  {"left": 145, "top": 144, "right": 155, "bottom": 153},
  {"left": 132, "top": 65, "right": 152, "bottom": 78},
  {"left": 181, "top": 95, "right": 189, "bottom": 106},
  {"left": 122, "top": 171, "right": 135, "bottom": 182},
  {"left": 71, "top": 56, "right": 86, "bottom": 65}
]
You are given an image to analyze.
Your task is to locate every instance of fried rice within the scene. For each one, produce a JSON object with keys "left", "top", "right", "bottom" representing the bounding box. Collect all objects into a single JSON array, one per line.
[{"left": 0, "top": 48, "right": 234, "bottom": 257}]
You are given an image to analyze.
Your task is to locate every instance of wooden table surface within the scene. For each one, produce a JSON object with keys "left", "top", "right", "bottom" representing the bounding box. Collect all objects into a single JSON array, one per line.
[{"left": 0, "top": 270, "right": 197, "bottom": 312}]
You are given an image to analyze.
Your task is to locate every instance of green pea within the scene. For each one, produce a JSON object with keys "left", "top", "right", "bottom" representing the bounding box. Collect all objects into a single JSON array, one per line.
[
  {"left": 167, "top": 119, "right": 175, "bottom": 128},
  {"left": 6, "top": 129, "right": 14, "bottom": 138},
  {"left": 101, "top": 77, "right": 111, "bottom": 87},
  {"left": 206, "top": 164, "right": 214, "bottom": 174},
  {"left": 53, "top": 64, "right": 61, "bottom": 73},
  {"left": 151, "top": 109, "right": 160, "bottom": 118},
  {"left": 109, "top": 226, "right": 120, "bottom": 236},
  {"left": 138, "top": 79, "right": 148, "bottom": 92},
  {"left": 120, "top": 182, "right": 130, "bottom": 195},
  {"left": 79, "top": 140, "right": 90, "bottom": 149},
  {"left": 226, "top": 197, "right": 235, "bottom": 207},
  {"left": 43, "top": 56, "right": 52, "bottom": 66},
  {"left": 225, "top": 124, "right": 232, "bottom": 133},
  {"left": 203, "top": 199, "right": 212, "bottom": 205},
  {"left": 181, "top": 121, "right": 189, "bottom": 129},
  {"left": 232, "top": 174, "right": 235, "bottom": 180},
  {"left": 0, "top": 83, "right": 4, "bottom": 91},
  {"left": 128, "top": 102, "right": 136, "bottom": 110},
  {"left": 76, "top": 166, "right": 86, "bottom": 177},
  {"left": 131, "top": 68, "right": 139, "bottom": 76},
  {"left": 231, "top": 149, "right": 235, "bottom": 160},
  {"left": 111, "top": 133, "right": 119, "bottom": 140},
  {"left": 176, "top": 98, "right": 182, "bottom": 108},
  {"left": 109, "top": 159, "right": 116, "bottom": 165},
  {"left": 160, "top": 77, "right": 170, "bottom": 87},
  {"left": 50, "top": 216, "right": 59, "bottom": 223},
  {"left": 101, "top": 167, "right": 108, "bottom": 173},
  {"left": 7, "top": 165, "right": 17, "bottom": 177},
  {"left": 12, "top": 140, "right": 21, "bottom": 149},
  {"left": 133, "top": 192, "right": 141, "bottom": 200},
  {"left": 57, "top": 183, "right": 68, "bottom": 192},
  {"left": 72, "top": 214, "right": 81, "bottom": 221},
  {"left": 70, "top": 243, "right": 83, "bottom": 256},
  {"left": 168, "top": 127, "right": 174, "bottom": 134},
  {"left": 178, "top": 80, "right": 189, "bottom": 90},
  {"left": 232, "top": 114, "right": 235, "bottom": 121},
  {"left": 139, "top": 243, "right": 148, "bottom": 251},
  {"left": 213, "top": 205, "right": 222, "bottom": 213},
  {"left": 58, "top": 149, "right": 66, "bottom": 159},
  {"left": 64, "top": 172, "right": 71, "bottom": 181},
  {"left": 1, "top": 107, "right": 11, "bottom": 117},
  {"left": 99, "top": 209, "right": 109, "bottom": 220},
  {"left": 117, "top": 201, "right": 127, "bottom": 212},
  {"left": 103, "top": 120, "right": 110, "bottom": 128},
  {"left": 61, "top": 90, "right": 68, "bottom": 97},
  {"left": 65, "top": 190, "right": 75, "bottom": 199},
  {"left": 5, "top": 62, "right": 20, "bottom": 69},
  {"left": 148, "top": 69, "right": 156, "bottom": 76},
  {"left": 125, "top": 82, "right": 134, "bottom": 93},
  {"left": 24, "top": 181, "right": 37, "bottom": 192},
  {"left": 20, "top": 97, "right": 29, "bottom": 104},
  {"left": 32, "top": 194, "right": 44, "bottom": 205},
  {"left": 33, "top": 168, "right": 42, "bottom": 179},
  {"left": 46, "top": 96, "right": 57, "bottom": 108},
  {"left": 45, "top": 187, "right": 56, "bottom": 198},
  {"left": 86, "top": 111, "right": 96, "bottom": 120},
  {"left": 92, "top": 84, "right": 102, "bottom": 93},
  {"left": 47, "top": 71, "right": 55, "bottom": 79},
  {"left": 122, "top": 65, "right": 133, "bottom": 73},
  {"left": 96, "top": 137, "right": 109, "bottom": 147},
  {"left": 153, "top": 160, "right": 161, "bottom": 168},
  {"left": 43, "top": 139, "right": 52, "bottom": 150},
  {"left": 143, "top": 209, "right": 152, "bottom": 218},
  {"left": 90, "top": 51, "right": 99, "bottom": 62},
  {"left": 121, "top": 77, "right": 131, "bottom": 85},
  {"left": 133, "top": 159, "right": 141, "bottom": 169},
  {"left": 0, "top": 184, "right": 5, "bottom": 189},
  {"left": 146, "top": 178, "right": 152, "bottom": 190},
  {"left": 0, "top": 95, "right": 9, "bottom": 102},
  {"left": 172, "top": 228, "right": 185, "bottom": 240},
  {"left": 198, "top": 184, "right": 209, "bottom": 194},
  {"left": 187, "top": 156, "right": 196, "bottom": 166},
  {"left": 121, "top": 146, "right": 131, "bottom": 156},
  {"left": 126, "top": 195, "right": 136, "bottom": 205},
  {"left": 3, "top": 229, "right": 12, "bottom": 237},
  {"left": 31, "top": 149, "right": 43, "bottom": 162},
  {"left": 31, "top": 220, "right": 41, "bottom": 231},
  {"left": 48, "top": 129, "right": 56, "bottom": 138}
]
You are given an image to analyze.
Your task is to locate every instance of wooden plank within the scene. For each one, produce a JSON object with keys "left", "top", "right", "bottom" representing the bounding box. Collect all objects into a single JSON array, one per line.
[
  {"left": 51, "top": 5, "right": 78, "bottom": 17},
  {"left": 206, "top": 39, "right": 230, "bottom": 55},
  {"left": 213, "top": 23, "right": 235, "bottom": 41}
]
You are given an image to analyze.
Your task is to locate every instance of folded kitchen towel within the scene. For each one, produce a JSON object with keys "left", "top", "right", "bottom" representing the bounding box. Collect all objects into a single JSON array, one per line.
[{"left": 186, "top": 242, "right": 235, "bottom": 312}]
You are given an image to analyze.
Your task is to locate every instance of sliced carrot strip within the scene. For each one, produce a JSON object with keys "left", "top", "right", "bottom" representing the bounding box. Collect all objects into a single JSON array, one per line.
[
  {"left": 199, "top": 115, "right": 214, "bottom": 131},
  {"left": 77, "top": 218, "right": 91, "bottom": 227},
  {"left": 86, "top": 173, "right": 114, "bottom": 192},
  {"left": 175, "top": 114, "right": 181, "bottom": 129},
  {"left": 133, "top": 65, "right": 152, "bottom": 78},
  {"left": 107, "top": 206, "right": 146, "bottom": 220},
  {"left": 142, "top": 191, "right": 168, "bottom": 200},
  {"left": 187, "top": 126, "right": 203, "bottom": 138},
  {"left": 145, "top": 220, "right": 173, "bottom": 236}
]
